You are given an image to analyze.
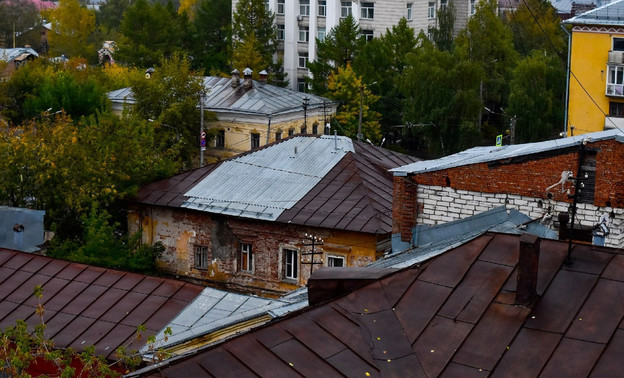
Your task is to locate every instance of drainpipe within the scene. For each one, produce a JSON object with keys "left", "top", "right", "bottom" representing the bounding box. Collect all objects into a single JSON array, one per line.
[{"left": 561, "top": 24, "right": 571, "bottom": 137}]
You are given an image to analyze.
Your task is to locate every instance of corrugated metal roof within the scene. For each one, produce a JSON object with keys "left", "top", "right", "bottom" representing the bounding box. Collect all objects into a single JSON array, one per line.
[
  {"left": 0, "top": 47, "right": 38, "bottom": 63},
  {"left": 133, "top": 233, "right": 624, "bottom": 377},
  {"left": 392, "top": 129, "right": 624, "bottom": 175},
  {"left": 0, "top": 249, "right": 203, "bottom": 360},
  {"left": 183, "top": 136, "right": 353, "bottom": 220},
  {"left": 565, "top": 0, "right": 624, "bottom": 24},
  {"left": 0, "top": 206, "right": 45, "bottom": 253}
]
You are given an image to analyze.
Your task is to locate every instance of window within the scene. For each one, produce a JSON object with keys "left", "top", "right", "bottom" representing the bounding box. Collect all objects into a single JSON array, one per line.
[
  {"left": 361, "top": 29, "right": 374, "bottom": 42},
  {"left": 278, "top": 0, "right": 285, "bottom": 14},
  {"left": 312, "top": 123, "right": 318, "bottom": 134},
  {"left": 240, "top": 243, "right": 253, "bottom": 272},
  {"left": 341, "top": 1, "right": 352, "bottom": 17},
  {"left": 194, "top": 245, "right": 208, "bottom": 269},
  {"left": 283, "top": 249, "right": 298, "bottom": 280},
  {"left": 299, "top": 53, "right": 308, "bottom": 68},
  {"left": 327, "top": 255, "right": 345, "bottom": 267},
  {"left": 440, "top": 0, "right": 448, "bottom": 10},
  {"left": 264, "top": 0, "right": 269, "bottom": 12},
  {"left": 610, "top": 101, "right": 624, "bottom": 117},
  {"left": 215, "top": 129, "right": 225, "bottom": 148},
  {"left": 428, "top": 2, "right": 436, "bottom": 18},
  {"left": 301, "top": 125, "right": 307, "bottom": 134},
  {"left": 361, "top": 2, "right": 374, "bottom": 19},
  {"left": 318, "top": 0, "right": 326, "bottom": 16},
  {"left": 300, "top": 0, "right": 310, "bottom": 15},
  {"left": 289, "top": 128, "right": 295, "bottom": 136},
  {"left": 277, "top": 24, "right": 285, "bottom": 40},
  {"left": 318, "top": 27, "right": 326, "bottom": 42},
  {"left": 276, "top": 131, "right": 282, "bottom": 140},
  {"left": 299, "top": 27, "right": 310, "bottom": 42},
  {"left": 607, "top": 65, "right": 624, "bottom": 96},
  {"left": 251, "top": 133, "right": 260, "bottom": 149},
  {"left": 470, "top": 0, "right": 476, "bottom": 15},
  {"left": 407, "top": 3, "right": 413, "bottom": 20}
]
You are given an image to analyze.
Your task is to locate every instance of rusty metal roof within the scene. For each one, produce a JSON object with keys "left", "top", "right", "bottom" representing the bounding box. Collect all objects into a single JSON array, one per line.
[
  {"left": 134, "top": 136, "right": 419, "bottom": 234},
  {"left": 133, "top": 233, "right": 624, "bottom": 377},
  {"left": 0, "top": 249, "right": 203, "bottom": 360}
]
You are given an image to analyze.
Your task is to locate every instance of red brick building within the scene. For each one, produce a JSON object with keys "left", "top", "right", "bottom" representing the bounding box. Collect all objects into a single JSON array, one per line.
[{"left": 392, "top": 130, "right": 624, "bottom": 250}]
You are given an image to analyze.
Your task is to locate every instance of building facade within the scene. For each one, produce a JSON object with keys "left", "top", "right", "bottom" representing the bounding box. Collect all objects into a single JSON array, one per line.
[
  {"left": 234, "top": 0, "right": 479, "bottom": 91},
  {"left": 565, "top": 1, "right": 624, "bottom": 136}
]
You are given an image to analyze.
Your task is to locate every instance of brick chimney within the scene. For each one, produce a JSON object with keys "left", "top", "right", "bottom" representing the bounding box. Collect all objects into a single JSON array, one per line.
[
  {"left": 392, "top": 174, "right": 418, "bottom": 243},
  {"left": 516, "top": 233, "right": 540, "bottom": 306},
  {"left": 231, "top": 69, "right": 240, "bottom": 88},
  {"left": 308, "top": 267, "right": 396, "bottom": 306},
  {"left": 259, "top": 70, "right": 268, "bottom": 83},
  {"left": 243, "top": 67, "right": 253, "bottom": 89}
]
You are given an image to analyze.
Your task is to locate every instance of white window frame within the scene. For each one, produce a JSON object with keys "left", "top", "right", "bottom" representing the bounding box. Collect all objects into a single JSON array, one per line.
[
  {"left": 300, "top": 0, "right": 310, "bottom": 16},
  {"left": 194, "top": 245, "right": 208, "bottom": 269},
  {"left": 298, "top": 53, "right": 308, "bottom": 68},
  {"left": 470, "top": 0, "right": 476, "bottom": 15},
  {"left": 440, "top": 0, "right": 448, "bottom": 10},
  {"left": 283, "top": 249, "right": 299, "bottom": 280},
  {"left": 318, "top": 0, "right": 327, "bottom": 16},
  {"left": 607, "top": 65, "right": 624, "bottom": 97},
  {"left": 318, "top": 27, "right": 326, "bottom": 42},
  {"left": 360, "top": 2, "right": 374, "bottom": 19},
  {"left": 277, "top": 24, "right": 285, "bottom": 40},
  {"left": 361, "top": 29, "right": 374, "bottom": 42},
  {"left": 327, "top": 254, "right": 345, "bottom": 267},
  {"left": 299, "top": 27, "right": 310, "bottom": 42},
  {"left": 407, "top": 3, "right": 413, "bottom": 20},
  {"left": 277, "top": 0, "right": 285, "bottom": 14},
  {"left": 240, "top": 243, "right": 253, "bottom": 272},
  {"left": 428, "top": 2, "right": 436, "bottom": 19},
  {"left": 341, "top": 1, "right": 352, "bottom": 18}
]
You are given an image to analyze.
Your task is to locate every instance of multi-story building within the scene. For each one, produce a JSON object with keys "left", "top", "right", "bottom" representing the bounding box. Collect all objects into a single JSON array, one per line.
[{"left": 233, "top": 0, "right": 480, "bottom": 92}]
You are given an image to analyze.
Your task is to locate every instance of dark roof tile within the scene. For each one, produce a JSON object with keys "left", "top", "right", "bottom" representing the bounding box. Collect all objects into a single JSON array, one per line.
[
  {"left": 539, "top": 337, "right": 605, "bottom": 378},
  {"left": 224, "top": 337, "right": 294, "bottom": 378},
  {"left": 326, "top": 348, "right": 381, "bottom": 377},
  {"left": 491, "top": 328, "right": 561, "bottom": 378},
  {"left": 590, "top": 329, "right": 624, "bottom": 378},
  {"left": 269, "top": 338, "right": 339, "bottom": 377},
  {"left": 601, "top": 254, "right": 624, "bottom": 281}
]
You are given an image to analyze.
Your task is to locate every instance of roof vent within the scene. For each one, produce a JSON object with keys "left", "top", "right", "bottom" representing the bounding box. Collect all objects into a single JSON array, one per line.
[
  {"left": 243, "top": 67, "right": 253, "bottom": 90},
  {"left": 231, "top": 69, "right": 240, "bottom": 88},
  {"left": 516, "top": 233, "right": 540, "bottom": 306}
]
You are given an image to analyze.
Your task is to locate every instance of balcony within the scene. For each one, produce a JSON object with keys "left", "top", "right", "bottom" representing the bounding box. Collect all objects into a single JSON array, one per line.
[{"left": 605, "top": 116, "right": 624, "bottom": 129}]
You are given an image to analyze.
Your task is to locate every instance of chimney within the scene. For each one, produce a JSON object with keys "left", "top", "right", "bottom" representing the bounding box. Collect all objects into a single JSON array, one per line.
[
  {"left": 392, "top": 175, "right": 417, "bottom": 243},
  {"left": 259, "top": 70, "right": 268, "bottom": 83},
  {"left": 231, "top": 69, "right": 240, "bottom": 88},
  {"left": 557, "top": 212, "right": 569, "bottom": 240},
  {"left": 516, "top": 233, "right": 540, "bottom": 306},
  {"left": 308, "top": 267, "right": 396, "bottom": 306},
  {"left": 243, "top": 67, "right": 253, "bottom": 89}
]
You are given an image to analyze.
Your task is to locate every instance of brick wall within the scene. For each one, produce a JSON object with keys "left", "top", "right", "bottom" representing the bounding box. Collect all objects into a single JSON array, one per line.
[{"left": 393, "top": 139, "right": 624, "bottom": 248}]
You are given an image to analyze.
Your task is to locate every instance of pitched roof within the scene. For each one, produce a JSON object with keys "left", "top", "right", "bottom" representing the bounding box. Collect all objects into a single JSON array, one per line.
[
  {"left": 134, "top": 136, "right": 419, "bottom": 234},
  {"left": 132, "top": 233, "right": 624, "bottom": 377},
  {"left": 0, "top": 47, "right": 38, "bottom": 63},
  {"left": 565, "top": 0, "right": 624, "bottom": 24},
  {"left": 391, "top": 129, "right": 624, "bottom": 175},
  {"left": 0, "top": 249, "right": 203, "bottom": 360},
  {"left": 0, "top": 206, "right": 45, "bottom": 252}
]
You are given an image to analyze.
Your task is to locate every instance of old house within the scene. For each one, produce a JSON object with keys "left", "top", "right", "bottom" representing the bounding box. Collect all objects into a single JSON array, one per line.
[
  {"left": 129, "top": 231, "right": 624, "bottom": 377},
  {"left": 565, "top": 0, "right": 624, "bottom": 135},
  {"left": 391, "top": 129, "right": 624, "bottom": 251},
  {"left": 128, "top": 134, "right": 419, "bottom": 295},
  {"left": 108, "top": 68, "right": 338, "bottom": 159},
  {"left": 0, "top": 47, "right": 38, "bottom": 77}
]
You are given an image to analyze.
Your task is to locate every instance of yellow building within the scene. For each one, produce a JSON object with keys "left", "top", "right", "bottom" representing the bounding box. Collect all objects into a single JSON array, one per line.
[
  {"left": 108, "top": 68, "right": 338, "bottom": 159},
  {"left": 566, "top": 2, "right": 624, "bottom": 135}
]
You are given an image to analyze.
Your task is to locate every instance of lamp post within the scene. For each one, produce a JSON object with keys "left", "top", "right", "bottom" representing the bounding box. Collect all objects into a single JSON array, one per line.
[{"left": 303, "top": 97, "right": 310, "bottom": 133}]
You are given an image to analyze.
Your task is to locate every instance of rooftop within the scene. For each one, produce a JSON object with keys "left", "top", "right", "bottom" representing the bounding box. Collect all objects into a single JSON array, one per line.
[
  {"left": 132, "top": 232, "right": 624, "bottom": 377},
  {"left": 135, "top": 135, "right": 419, "bottom": 234},
  {"left": 565, "top": 0, "right": 624, "bottom": 24},
  {"left": 0, "top": 47, "right": 38, "bottom": 63}
]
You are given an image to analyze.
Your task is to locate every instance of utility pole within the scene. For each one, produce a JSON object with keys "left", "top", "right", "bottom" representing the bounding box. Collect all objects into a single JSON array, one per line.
[
  {"left": 565, "top": 139, "right": 588, "bottom": 265},
  {"left": 303, "top": 97, "right": 309, "bottom": 133},
  {"left": 510, "top": 115, "right": 517, "bottom": 145},
  {"left": 266, "top": 114, "right": 272, "bottom": 144},
  {"left": 200, "top": 91, "right": 205, "bottom": 167},
  {"left": 301, "top": 233, "right": 324, "bottom": 275}
]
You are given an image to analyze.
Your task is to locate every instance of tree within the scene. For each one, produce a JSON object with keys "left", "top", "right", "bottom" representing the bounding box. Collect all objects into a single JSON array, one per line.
[
  {"left": 0, "top": 0, "right": 39, "bottom": 49},
  {"left": 231, "top": 0, "right": 280, "bottom": 82},
  {"left": 191, "top": 0, "right": 231, "bottom": 74},
  {"left": 308, "top": 15, "right": 362, "bottom": 95},
  {"left": 327, "top": 64, "right": 382, "bottom": 143},
  {"left": 95, "top": 0, "right": 131, "bottom": 32},
  {"left": 506, "top": 0, "right": 566, "bottom": 58},
  {"left": 430, "top": 2, "right": 456, "bottom": 52},
  {"left": 48, "top": 0, "right": 97, "bottom": 61}
]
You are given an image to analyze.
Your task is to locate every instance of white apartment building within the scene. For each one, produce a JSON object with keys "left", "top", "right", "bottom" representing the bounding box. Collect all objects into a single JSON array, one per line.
[{"left": 233, "top": 0, "right": 478, "bottom": 92}]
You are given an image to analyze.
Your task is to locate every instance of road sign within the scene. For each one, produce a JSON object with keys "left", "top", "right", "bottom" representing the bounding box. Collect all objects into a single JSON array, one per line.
[
  {"left": 496, "top": 134, "right": 502, "bottom": 147},
  {"left": 201, "top": 131, "right": 206, "bottom": 150}
]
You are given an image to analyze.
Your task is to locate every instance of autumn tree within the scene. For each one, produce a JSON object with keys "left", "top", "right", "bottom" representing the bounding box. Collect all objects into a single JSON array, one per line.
[
  {"left": 0, "top": 0, "right": 39, "bottom": 49},
  {"left": 328, "top": 64, "right": 382, "bottom": 143},
  {"left": 48, "top": 0, "right": 97, "bottom": 61}
]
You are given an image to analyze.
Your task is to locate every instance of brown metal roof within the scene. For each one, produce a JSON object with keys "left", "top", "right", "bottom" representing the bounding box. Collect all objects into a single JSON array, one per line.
[
  {"left": 133, "top": 137, "right": 419, "bottom": 234},
  {"left": 137, "top": 233, "right": 624, "bottom": 377},
  {"left": 0, "top": 249, "right": 203, "bottom": 360}
]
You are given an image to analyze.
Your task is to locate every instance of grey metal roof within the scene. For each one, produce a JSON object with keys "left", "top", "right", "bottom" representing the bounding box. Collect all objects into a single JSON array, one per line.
[
  {"left": 0, "top": 47, "right": 38, "bottom": 63},
  {"left": 369, "top": 206, "right": 557, "bottom": 269},
  {"left": 392, "top": 129, "right": 624, "bottom": 175},
  {"left": 107, "top": 76, "right": 335, "bottom": 116},
  {"left": 182, "top": 136, "right": 354, "bottom": 220},
  {"left": 0, "top": 206, "right": 45, "bottom": 253},
  {"left": 565, "top": 0, "right": 624, "bottom": 24}
]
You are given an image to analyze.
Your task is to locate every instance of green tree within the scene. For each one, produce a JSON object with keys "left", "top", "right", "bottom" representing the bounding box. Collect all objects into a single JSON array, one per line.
[
  {"left": 328, "top": 64, "right": 382, "bottom": 143},
  {"left": 308, "top": 14, "right": 362, "bottom": 95},
  {"left": 506, "top": 0, "right": 566, "bottom": 57},
  {"left": 0, "top": 0, "right": 39, "bottom": 49},
  {"left": 430, "top": 2, "right": 456, "bottom": 52},
  {"left": 96, "top": 0, "right": 131, "bottom": 32},
  {"left": 508, "top": 51, "right": 565, "bottom": 142},
  {"left": 231, "top": 0, "right": 280, "bottom": 81},
  {"left": 192, "top": 0, "right": 231, "bottom": 74},
  {"left": 48, "top": 0, "right": 97, "bottom": 61}
]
